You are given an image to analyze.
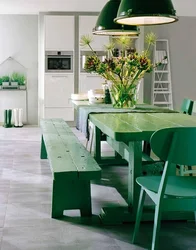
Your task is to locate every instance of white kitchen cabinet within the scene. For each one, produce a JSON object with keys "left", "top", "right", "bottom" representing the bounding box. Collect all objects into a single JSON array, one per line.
[
  {"left": 79, "top": 74, "right": 104, "bottom": 93},
  {"left": 45, "top": 107, "right": 74, "bottom": 121},
  {"left": 44, "top": 73, "right": 74, "bottom": 121},
  {"left": 79, "top": 16, "right": 109, "bottom": 51},
  {"left": 45, "top": 15, "right": 74, "bottom": 51}
]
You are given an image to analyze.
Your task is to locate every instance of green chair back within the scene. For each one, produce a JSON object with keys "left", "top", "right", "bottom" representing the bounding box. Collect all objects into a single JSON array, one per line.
[
  {"left": 180, "top": 98, "right": 194, "bottom": 115},
  {"left": 150, "top": 127, "right": 196, "bottom": 166},
  {"left": 133, "top": 127, "right": 196, "bottom": 250}
]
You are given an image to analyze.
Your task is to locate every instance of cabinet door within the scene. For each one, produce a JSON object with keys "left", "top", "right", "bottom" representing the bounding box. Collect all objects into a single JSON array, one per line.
[
  {"left": 79, "top": 74, "right": 104, "bottom": 93},
  {"left": 44, "top": 74, "right": 74, "bottom": 107},
  {"left": 44, "top": 107, "right": 74, "bottom": 121},
  {"left": 79, "top": 16, "right": 109, "bottom": 51},
  {"left": 45, "top": 15, "right": 74, "bottom": 51}
]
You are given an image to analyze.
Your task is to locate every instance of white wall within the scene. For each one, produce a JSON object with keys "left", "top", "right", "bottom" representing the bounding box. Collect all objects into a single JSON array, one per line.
[
  {"left": 0, "top": 0, "right": 108, "bottom": 14},
  {"left": 144, "top": 17, "right": 196, "bottom": 110},
  {"left": 0, "top": 15, "right": 38, "bottom": 124},
  {"left": 0, "top": 0, "right": 195, "bottom": 16}
]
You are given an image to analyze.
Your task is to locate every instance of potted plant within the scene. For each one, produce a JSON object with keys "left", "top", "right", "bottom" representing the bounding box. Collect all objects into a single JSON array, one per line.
[
  {"left": 2, "top": 75, "right": 10, "bottom": 87},
  {"left": 80, "top": 33, "right": 165, "bottom": 108},
  {"left": 10, "top": 72, "right": 19, "bottom": 88},
  {"left": 10, "top": 72, "right": 26, "bottom": 89},
  {"left": 18, "top": 73, "right": 26, "bottom": 90}
]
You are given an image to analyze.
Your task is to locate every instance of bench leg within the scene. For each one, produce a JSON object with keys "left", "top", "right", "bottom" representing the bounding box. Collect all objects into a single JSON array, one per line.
[
  {"left": 80, "top": 181, "right": 92, "bottom": 217},
  {"left": 51, "top": 179, "right": 92, "bottom": 218},
  {"left": 40, "top": 135, "right": 47, "bottom": 159}
]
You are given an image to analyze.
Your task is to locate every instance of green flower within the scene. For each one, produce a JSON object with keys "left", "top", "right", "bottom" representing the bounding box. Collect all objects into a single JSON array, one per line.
[
  {"left": 115, "top": 36, "right": 132, "bottom": 49},
  {"left": 80, "top": 34, "right": 93, "bottom": 47},
  {"left": 145, "top": 32, "right": 157, "bottom": 46},
  {"left": 84, "top": 55, "right": 100, "bottom": 73},
  {"left": 104, "top": 42, "right": 115, "bottom": 55}
]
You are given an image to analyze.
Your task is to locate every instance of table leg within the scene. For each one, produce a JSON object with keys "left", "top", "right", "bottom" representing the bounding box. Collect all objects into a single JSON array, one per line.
[
  {"left": 127, "top": 141, "right": 142, "bottom": 214},
  {"left": 94, "top": 126, "right": 127, "bottom": 165},
  {"left": 94, "top": 126, "right": 102, "bottom": 163}
]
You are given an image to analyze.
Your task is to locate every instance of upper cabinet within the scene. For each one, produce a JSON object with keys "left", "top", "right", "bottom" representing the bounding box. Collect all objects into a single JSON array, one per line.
[
  {"left": 79, "top": 16, "right": 109, "bottom": 51},
  {"left": 45, "top": 15, "right": 74, "bottom": 51}
]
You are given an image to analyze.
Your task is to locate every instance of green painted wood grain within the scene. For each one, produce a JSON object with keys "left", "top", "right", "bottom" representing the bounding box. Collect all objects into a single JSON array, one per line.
[
  {"left": 41, "top": 119, "right": 101, "bottom": 181},
  {"left": 90, "top": 113, "right": 196, "bottom": 142}
]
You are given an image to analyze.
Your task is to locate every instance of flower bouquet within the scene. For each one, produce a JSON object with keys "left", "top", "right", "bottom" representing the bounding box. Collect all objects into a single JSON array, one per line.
[{"left": 80, "top": 33, "right": 165, "bottom": 108}]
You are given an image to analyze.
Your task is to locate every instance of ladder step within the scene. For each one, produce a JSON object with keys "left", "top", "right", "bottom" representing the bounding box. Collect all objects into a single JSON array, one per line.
[
  {"left": 154, "top": 81, "right": 170, "bottom": 83},
  {"left": 154, "top": 102, "right": 172, "bottom": 104},
  {"left": 154, "top": 91, "right": 171, "bottom": 94},
  {"left": 155, "top": 70, "right": 169, "bottom": 73},
  {"left": 154, "top": 88, "right": 169, "bottom": 91}
]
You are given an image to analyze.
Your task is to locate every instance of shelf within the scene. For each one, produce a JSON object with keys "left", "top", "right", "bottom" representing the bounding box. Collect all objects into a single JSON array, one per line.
[{"left": 0, "top": 88, "right": 26, "bottom": 91}]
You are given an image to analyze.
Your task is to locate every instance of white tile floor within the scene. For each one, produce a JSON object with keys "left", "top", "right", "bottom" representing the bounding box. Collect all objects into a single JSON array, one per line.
[{"left": 0, "top": 126, "right": 194, "bottom": 250}]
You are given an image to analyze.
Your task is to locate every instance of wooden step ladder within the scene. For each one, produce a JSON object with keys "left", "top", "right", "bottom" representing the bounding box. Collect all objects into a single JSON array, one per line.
[{"left": 152, "top": 39, "right": 173, "bottom": 109}]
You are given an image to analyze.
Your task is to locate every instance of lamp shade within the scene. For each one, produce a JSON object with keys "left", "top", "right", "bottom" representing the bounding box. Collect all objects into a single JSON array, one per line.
[
  {"left": 114, "top": 0, "right": 178, "bottom": 26},
  {"left": 93, "top": 0, "right": 139, "bottom": 36}
]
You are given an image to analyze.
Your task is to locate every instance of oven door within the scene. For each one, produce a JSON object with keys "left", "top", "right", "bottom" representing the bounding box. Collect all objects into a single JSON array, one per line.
[{"left": 46, "top": 55, "right": 73, "bottom": 73}]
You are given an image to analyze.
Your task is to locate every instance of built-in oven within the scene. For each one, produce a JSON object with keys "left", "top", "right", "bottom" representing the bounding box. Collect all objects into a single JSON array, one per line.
[
  {"left": 80, "top": 51, "right": 107, "bottom": 72},
  {"left": 45, "top": 51, "right": 73, "bottom": 73}
]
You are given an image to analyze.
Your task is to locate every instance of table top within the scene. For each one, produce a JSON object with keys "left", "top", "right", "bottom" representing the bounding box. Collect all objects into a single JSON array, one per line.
[
  {"left": 89, "top": 112, "right": 196, "bottom": 142},
  {"left": 74, "top": 101, "right": 178, "bottom": 138}
]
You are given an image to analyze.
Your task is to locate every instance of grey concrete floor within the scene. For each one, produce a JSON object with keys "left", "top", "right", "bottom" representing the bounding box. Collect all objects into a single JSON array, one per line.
[{"left": 0, "top": 126, "right": 195, "bottom": 250}]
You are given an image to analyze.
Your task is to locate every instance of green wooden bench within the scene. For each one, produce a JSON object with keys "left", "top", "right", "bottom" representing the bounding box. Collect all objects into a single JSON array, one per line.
[{"left": 40, "top": 118, "right": 101, "bottom": 218}]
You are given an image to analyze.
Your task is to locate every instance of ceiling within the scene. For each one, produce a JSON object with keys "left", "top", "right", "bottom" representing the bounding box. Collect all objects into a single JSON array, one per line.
[{"left": 0, "top": 0, "right": 195, "bottom": 16}]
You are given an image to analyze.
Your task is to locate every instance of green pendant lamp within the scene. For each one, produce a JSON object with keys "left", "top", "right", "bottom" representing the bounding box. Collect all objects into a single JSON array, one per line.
[
  {"left": 93, "top": 0, "right": 139, "bottom": 36},
  {"left": 114, "top": 0, "right": 178, "bottom": 26}
]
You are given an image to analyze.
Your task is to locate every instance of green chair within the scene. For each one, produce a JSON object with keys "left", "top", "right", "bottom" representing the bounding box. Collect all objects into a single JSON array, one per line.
[
  {"left": 132, "top": 127, "right": 196, "bottom": 250},
  {"left": 144, "top": 98, "right": 194, "bottom": 157},
  {"left": 178, "top": 98, "right": 194, "bottom": 176},
  {"left": 180, "top": 98, "right": 194, "bottom": 115}
]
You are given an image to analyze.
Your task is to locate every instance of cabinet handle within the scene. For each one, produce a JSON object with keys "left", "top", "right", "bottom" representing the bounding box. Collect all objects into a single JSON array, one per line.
[{"left": 52, "top": 75, "right": 68, "bottom": 78}]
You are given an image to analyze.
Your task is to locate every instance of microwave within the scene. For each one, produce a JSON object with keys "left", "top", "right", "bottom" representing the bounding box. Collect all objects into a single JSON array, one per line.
[{"left": 45, "top": 51, "right": 73, "bottom": 73}]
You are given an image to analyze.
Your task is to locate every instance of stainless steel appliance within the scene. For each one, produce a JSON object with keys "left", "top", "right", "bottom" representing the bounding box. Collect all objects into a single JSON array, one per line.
[
  {"left": 80, "top": 51, "right": 107, "bottom": 72},
  {"left": 45, "top": 51, "right": 73, "bottom": 73}
]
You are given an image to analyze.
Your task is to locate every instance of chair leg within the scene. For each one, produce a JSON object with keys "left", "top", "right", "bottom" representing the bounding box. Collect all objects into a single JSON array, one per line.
[
  {"left": 86, "top": 121, "right": 92, "bottom": 151},
  {"left": 179, "top": 165, "right": 184, "bottom": 176},
  {"left": 143, "top": 141, "right": 151, "bottom": 156},
  {"left": 86, "top": 121, "right": 95, "bottom": 153},
  {"left": 85, "top": 138, "right": 88, "bottom": 149},
  {"left": 151, "top": 204, "right": 162, "bottom": 250},
  {"left": 179, "top": 165, "right": 193, "bottom": 176},
  {"left": 132, "top": 188, "right": 146, "bottom": 243},
  {"left": 187, "top": 166, "right": 193, "bottom": 176},
  {"left": 89, "top": 125, "right": 95, "bottom": 153}
]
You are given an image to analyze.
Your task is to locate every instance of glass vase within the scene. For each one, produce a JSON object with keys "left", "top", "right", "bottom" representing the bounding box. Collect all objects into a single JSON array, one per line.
[{"left": 110, "top": 83, "right": 139, "bottom": 109}]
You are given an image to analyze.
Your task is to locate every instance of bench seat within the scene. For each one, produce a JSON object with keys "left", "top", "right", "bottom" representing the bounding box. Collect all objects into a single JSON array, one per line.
[{"left": 40, "top": 118, "right": 101, "bottom": 218}]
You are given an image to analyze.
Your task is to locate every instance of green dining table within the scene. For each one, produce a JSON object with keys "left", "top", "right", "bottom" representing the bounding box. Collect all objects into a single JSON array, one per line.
[{"left": 89, "top": 112, "right": 196, "bottom": 224}]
